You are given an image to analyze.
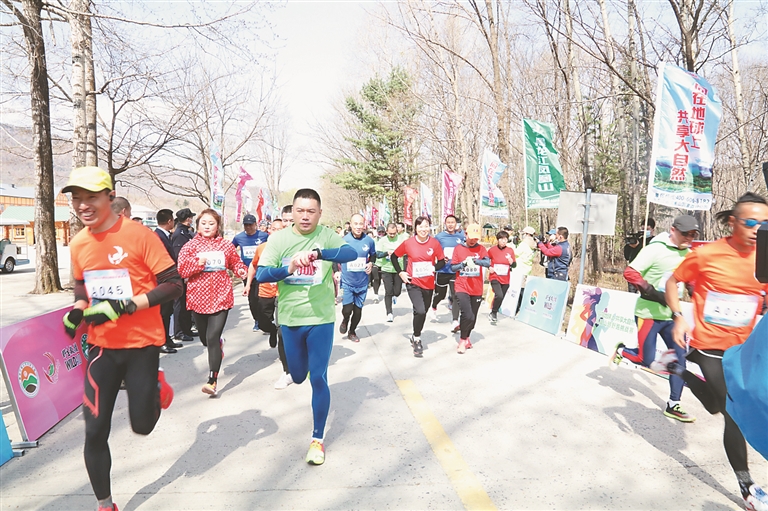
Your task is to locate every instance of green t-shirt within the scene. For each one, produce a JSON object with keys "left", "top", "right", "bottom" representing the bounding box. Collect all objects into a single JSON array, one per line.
[
  {"left": 375, "top": 235, "right": 404, "bottom": 273},
  {"left": 629, "top": 232, "right": 689, "bottom": 320},
  {"left": 258, "top": 225, "right": 345, "bottom": 327}
]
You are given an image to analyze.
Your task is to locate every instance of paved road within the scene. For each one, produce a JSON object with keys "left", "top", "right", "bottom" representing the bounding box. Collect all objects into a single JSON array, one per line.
[{"left": 1, "top": 274, "right": 765, "bottom": 510}]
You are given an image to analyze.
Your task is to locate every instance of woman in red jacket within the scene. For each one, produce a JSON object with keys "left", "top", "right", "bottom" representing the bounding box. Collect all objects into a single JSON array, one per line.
[{"left": 178, "top": 208, "right": 247, "bottom": 396}]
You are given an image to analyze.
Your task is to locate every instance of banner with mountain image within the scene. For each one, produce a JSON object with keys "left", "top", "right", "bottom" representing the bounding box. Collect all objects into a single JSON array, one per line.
[{"left": 646, "top": 62, "right": 722, "bottom": 211}]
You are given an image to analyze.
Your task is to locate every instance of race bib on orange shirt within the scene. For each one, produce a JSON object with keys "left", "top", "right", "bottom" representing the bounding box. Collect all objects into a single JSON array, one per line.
[
  {"left": 84, "top": 269, "right": 134, "bottom": 302},
  {"left": 703, "top": 291, "right": 759, "bottom": 327}
]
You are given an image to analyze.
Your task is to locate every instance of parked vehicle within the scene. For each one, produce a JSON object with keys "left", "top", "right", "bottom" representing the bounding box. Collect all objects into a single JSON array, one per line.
[{"left": 0, "top": 219, "right": 31, "bottom": 273}]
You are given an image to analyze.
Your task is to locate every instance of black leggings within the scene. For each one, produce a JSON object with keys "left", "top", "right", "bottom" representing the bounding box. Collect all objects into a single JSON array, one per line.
[
  {"left": 257, "top": 296, "right": 277, "bottom": 347},
  {"left": 490, "top": 281, "right": 509, "bottom": 314},
  {"left": 382, "top": 272, "right": 402, "bottom": 315},
  {"left": 245, "top": 278, "right": 260, "bottom": 322},
  {"left": 407, "top": 284, "right": 433, "bottom": 337},
  {"left": 274, "top": 298, "right": 289, "bottom": 373},
  {"left": 684, "top": 349, "right": 748, "bottom": 473},
  {"left": 84, "top": 345, "right": 161, "bottom": 500},
  {"left": 432, "top": 273, "right": 459, "bottom": 321},
  {"left": 342, "top": 302, "right": 363, "bottom": 335},
  {"left": 193, "top": 310, "right": 229, "bottom": 378},
  {"left": 370, "top": 265, "right": 381, "bottom": 294},
  {"left": 457, "top": 292, "right": 483, "bottom": 338}
]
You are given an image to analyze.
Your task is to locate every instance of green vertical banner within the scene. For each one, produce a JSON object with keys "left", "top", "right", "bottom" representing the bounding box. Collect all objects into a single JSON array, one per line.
[{"left": 523, "top": 119, "right": 566, "bottom": 209}]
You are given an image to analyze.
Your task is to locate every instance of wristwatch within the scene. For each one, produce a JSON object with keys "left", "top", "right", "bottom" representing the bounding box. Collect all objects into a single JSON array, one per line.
[
  {"left": 122, "top": 299, "right": 138, "bottom": 315},
  {"left": 671, "top": 311, "right": 683, "bottom": 319},
  {"left": 313, "top": 248, "right": 322, "bottom": 260}
]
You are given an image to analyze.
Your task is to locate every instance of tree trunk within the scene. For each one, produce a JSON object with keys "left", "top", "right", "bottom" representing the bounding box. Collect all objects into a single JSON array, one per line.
[
  {"left": 18, "top": 0, "right": 62, "bottom": 293},
  {"left": 726, "top": 0, "right": 752, "bottom": 186},
  {"left": 483, "top": 0, "right": 510, "bottom": 165}
]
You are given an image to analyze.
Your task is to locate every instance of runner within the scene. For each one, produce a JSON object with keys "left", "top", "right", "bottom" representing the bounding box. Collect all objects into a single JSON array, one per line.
[
  {"left": 256, "top": 189, "right": 356, "bottom": 465},
  {"left": 369, "top": 225, "right": 386, "bottom": 303},
  {"left": 661, "top": 193, "right": 768, "bottom": 510},
  {"left": 610, "top": 214, "right": 698, "bottom": 423},
  {"left": 392, "top": 216, "right": 446, "bottom": 357},
  {"left": 177, "top": 208, "right": 247, "bottom": 396},
  {"left": 231, "top": 214, "right": 267, "bottom": 331},
  {"left": 244, "top": 218, "right": 293, "bottom": 389},
  {"left": 450, "top": 223, "right": 490, "bottom": 353},
  {"left": 430, "top": 215, "right": 465, "bottom": 331},
  {"left": 376, "top": 222, "right": 404, "bottom": 322},
  {"left": 339, "top": 213, "right": 377, "bottom": 343},
  {"left": 61, "top": 166, "right": 181, "bottom": 511},
  {"left": 487, "top": 230, "right": 517, "bottom": 324}
]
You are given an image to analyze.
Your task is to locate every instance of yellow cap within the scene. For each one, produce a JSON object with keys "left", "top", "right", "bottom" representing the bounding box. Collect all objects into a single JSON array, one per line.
[
  {"left": 62, "top": 166, "right": 113, "bottom": 193},
  {"left": 465, "top": 223, "right": 482, "bottom": 239}
]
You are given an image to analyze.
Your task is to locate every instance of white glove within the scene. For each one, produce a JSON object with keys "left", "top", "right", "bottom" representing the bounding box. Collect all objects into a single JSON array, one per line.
[{"left": 464, "top": 256, "right": 477, "bottom": 270}]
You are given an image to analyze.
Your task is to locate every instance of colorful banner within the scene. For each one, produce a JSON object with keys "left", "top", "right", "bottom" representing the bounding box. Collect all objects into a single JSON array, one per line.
[
  {"left": 0, "top": 307, "right": 88, "bottom": 441},
  {"left": 380, "top": 197, "right": 391, "bottom": 226},
  {"left": 647, "top": 62, "right": 722, "bottom": 210},
  {"left": 234, "top": 166, "right": 253, "bottom": 223},
  {"left": 254, "top": 188, "right": 265, "bottom": 222},
  {"left": 442, "top": 168, "right": 463, "bottom": 220},
  {"left": 371, "top": 206, "right": 379, "bottom": 228},
  {"left": 499, "top": 271, "right": 524, "bottom": 318},
  {"left": 403, "top": 187, "right": 418, "bottom": 225},
  {"left": 565, "top": 285, "right": 641, "bottom": 354},
  {"left": 419, "top": 182, "right": 433, "bottom": 220},
  {"left": 480, "top": 149, "right": 508, "bottom": 217},
  {"left": 523, "top": 119, "right": 566, "bottom": 209},
  {"left": 209, "top": 145, "right": 226, "bottom": 214},
  {"left": 0, "top": 413, "right": 12, "bottom": 466},
  {"left": 516, "top": 276, "right": 569, "bottom": 335}
]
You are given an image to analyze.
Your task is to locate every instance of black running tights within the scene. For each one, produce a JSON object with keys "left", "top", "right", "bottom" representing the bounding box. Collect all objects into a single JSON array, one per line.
[
  {"left": 407, "top": 284, "right": 433, "bottom": 337},
  {"left": 193, "top": 309, "right": 229, "bottom": 377},
  {"left": 457, "top": 292, "right": 483, "bottom": 338},
  {"left": 342, "top": 302, "right": 363, "bottom": 335}
]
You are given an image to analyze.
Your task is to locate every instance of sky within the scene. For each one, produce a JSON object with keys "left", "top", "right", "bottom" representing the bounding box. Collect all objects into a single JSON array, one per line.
[{"left": 261, "top": 1, "right": 371, "bottom": 192}]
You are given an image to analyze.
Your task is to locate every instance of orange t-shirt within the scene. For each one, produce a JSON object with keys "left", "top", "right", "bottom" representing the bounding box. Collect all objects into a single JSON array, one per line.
[
  {"left": 673, "top": 237, "right": 768, "bottom": 351},
  {"left": 71, "top": 216, "right": 176, "bottom": 349},
  {"left": 250, "top": 243, "right": 278, "bottom": 299}
]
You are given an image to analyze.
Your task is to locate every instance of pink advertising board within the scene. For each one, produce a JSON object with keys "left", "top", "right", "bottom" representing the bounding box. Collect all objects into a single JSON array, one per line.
[{"left": 0, "top": 306, "right": 87, "bottom": 442}]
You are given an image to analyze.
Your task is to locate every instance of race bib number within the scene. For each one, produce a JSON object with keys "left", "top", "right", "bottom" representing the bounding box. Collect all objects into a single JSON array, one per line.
[
  {"left": 703, "top": 291, "right": 759, "bottom": 327},
  {"left": 460, "top": 265, "right": 480, "bottom": 278},
  {"left": 242, "top": 245, "right": 257, "bottom": 259},
  {"left": 444, "top": 247, "right": 454, "bottom": 260},
  {"left": 283, "top": 257, "right": 323, "bottom": 286},
  {"left": 84, "top": 269, "right": 133, "bottom": 301},
  {"left": 199, "top": 251, "right": 226, "bottom": 272},
  {"left": 493, "top": 264, "right": 509, "bottom": 276},
  {"left": 347, "top": 257, "right": 367, "bottom": 272},
  {"left": 412, "top": 261, "right": 434, "bottom": 279}
]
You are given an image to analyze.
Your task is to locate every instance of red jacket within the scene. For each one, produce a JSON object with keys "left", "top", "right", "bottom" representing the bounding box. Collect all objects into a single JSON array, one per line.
[{"left": 177, "top": 234, "right": 247, "bottom": 314}]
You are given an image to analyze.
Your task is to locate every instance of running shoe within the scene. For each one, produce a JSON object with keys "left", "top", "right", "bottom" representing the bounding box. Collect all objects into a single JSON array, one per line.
[
  {"left": 157, "top": 367, "right": 173, "bottom": 409},
  {"left": 446, "top": 301, "right": 452, "bottom": 311},
  {"left": 663, "top": 403, "right": 696, "bottom": 423},
  {"left": 97, "top": 504, "right": 118, "bottom": 511},
  {"left": 411, "top": 336, "right": 424, "bottom": 357},
  {"left": 429, "top": 308, "right": 438, "bottom": 322},
  {"left": 348, "top": 333, "right": 360, "bottom": 343},
  {"left": 649, "top": 349, "right": 678, "bottom": 375},
  {"left": 490, "top": 312, "right": 498, "bottom": 324},
  {"left": 393, "top": 296, "right": 397, "bottom": 305},
  {"left": 608, "top": 342, "right": 625, "bottom": 367},
  {"left": 744, "top": 484, "right": 768, "bottom": 511},
  {"left": 306, "top": 439, "right": 325, "bottom": 465},
  {"left": 202, "top": 381, "right": 218, "bottom": 396},
  {"left": 339, "top": 318, "right": 348, "bottom": 334},
  {"left": 386, "top": 313, "right": 394, "bottom": 323},
  {"left": 274, "top": 372, "right": 294, "bottom": 390},
  {"left": 252, "top": 321, "right": 259, "bottom": 332},
  {"left": 466, "top": 339, "right": 473, "bottom": 349},
  {"left": 457, "top": 338, "right": 468, "bottom": 354},
  {"left": 373, "top": 297, "right": 379, "bottom": 304},
  {"left": 451, "top": 320, "right": 460, "bottom": 333}
]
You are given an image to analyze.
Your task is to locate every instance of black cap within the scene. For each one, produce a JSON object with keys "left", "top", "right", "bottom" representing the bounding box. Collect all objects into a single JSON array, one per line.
[
  {"left": 176, "top": 208, "right": 195, "bottom": 221},
  {"left": 242, "top": 214, "right": 257, "bottom": 224},
  {"left": 672, "top": 214, "right": 700, "bottom": 233}
]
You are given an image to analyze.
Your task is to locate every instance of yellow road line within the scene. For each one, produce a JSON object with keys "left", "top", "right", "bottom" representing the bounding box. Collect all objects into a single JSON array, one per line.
[{"left": 396, "top": 380, "right": 497, "bottom": 511}]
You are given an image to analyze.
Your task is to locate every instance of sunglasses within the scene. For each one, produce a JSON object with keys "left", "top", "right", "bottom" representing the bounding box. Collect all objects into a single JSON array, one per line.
[
  {"left": 678, "top": 230, "right": 697, "bottom": 238},
  {"left": 735, "top": 217, "right": 768, "bottom": 228}
]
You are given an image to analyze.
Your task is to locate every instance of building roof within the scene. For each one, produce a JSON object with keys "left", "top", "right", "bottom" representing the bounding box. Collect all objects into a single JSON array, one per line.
[
  {"left": 0, "top": 205, "right": 70, "bottom": 222},
  {"left": 0, "top": 184, "right": 66, "bottom": 199}
]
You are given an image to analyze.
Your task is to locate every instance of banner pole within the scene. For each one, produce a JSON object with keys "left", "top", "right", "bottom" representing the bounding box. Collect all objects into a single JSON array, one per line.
[{"left": 578, "top": 188, "right": 592, "bottom": 285}]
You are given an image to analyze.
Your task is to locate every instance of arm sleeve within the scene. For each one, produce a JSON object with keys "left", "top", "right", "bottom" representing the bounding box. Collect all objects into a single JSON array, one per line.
[
  {"left": 146, "top": 266, "right": 184, "bottom": 307},
  {"left": 391, "top": 254, "right": 403, "bottom": 273},
  {"left": 435, "top": 259, "right": 446, "bottom": 271},
  {"left": 537, "top": 243, "right": 563, "bottom": 257},
  {"left": 623, "top": 266, "right": 649, "bottom": 289},
  {"left": 450, "top": 262, "right": 464, "bottom": 272},
  {"left": 474, "top": 257, "right": 491, "bottom": 268},
  {"left": 74, "top": 279, "right": 88, "bottom": 303},
  {"left": 321, "top": 244, "right": 357, "bottom": 263},
  {"left": 256, "top": 265, "right": 291, "bottom": 283}
]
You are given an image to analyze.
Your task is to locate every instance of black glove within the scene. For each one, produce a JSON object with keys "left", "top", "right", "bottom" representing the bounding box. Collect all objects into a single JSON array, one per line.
[
  {"left": 639, "top": 284, "right": 667, "bottom": 306},
  {"left": 62, "top": 309, "right": 84, "bottom": 339},
  {"left": 83, "top": 299, "right": 131, "bottom": 326},
  {"left": 511, "top": 261, "right": 517, "bottom": 269}
]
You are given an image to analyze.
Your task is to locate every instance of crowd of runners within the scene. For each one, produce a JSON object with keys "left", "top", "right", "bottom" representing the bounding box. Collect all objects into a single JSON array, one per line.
[{"left": 60, "top": 165, "right": 767, "bottom": 511}]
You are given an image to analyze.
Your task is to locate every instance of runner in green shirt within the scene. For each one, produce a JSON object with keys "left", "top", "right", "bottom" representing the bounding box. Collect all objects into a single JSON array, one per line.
[
  {"left": 376, "top": 222, "right": 405, "bottom": 322},
  {"left": 257, "top": 189, "right": 356, "bottom": 466}
]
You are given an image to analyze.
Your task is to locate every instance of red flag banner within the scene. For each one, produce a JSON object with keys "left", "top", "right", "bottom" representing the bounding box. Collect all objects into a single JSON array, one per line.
[
  {"left": 442, "top": 168, "right": 463, "bottom": 219},
  {"left": 235, "top": 167, "right": 253, "bottom": 222},
  {"left": 403, "top": 186, "right": 418, "bottom": 225}
]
